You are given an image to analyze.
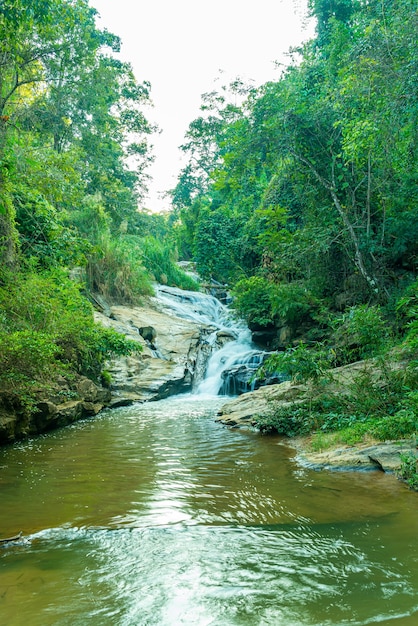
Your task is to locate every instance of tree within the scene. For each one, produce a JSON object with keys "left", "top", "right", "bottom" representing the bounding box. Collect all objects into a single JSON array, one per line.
[{"left": 0, "top": 0, "right": 154, "bottom": 266}]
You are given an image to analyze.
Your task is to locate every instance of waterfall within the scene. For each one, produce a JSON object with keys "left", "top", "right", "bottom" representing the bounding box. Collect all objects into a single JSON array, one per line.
[{"left": 156, "top": 285, "right": 267, "bottom": 396}]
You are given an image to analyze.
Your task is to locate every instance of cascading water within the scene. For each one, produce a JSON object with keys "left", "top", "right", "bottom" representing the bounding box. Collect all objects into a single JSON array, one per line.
[{"left": 156, "top": 285, "right": 267, "bottom": 396}]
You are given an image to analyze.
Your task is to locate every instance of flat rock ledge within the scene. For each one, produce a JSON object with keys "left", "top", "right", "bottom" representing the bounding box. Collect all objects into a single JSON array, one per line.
[
  {"left": 292, "top": 439, "right": 417, "bottom": 473},
  {"left": 216, "top": 366, "right": 418, "bottom": 474}
]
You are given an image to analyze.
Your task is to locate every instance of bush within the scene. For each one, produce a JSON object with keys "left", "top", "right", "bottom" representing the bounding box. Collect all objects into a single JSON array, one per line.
[
  {"left": 0, "top": 269, "right": 142, "bottom": 396},
  {"left": 369, "top": 410, "right": 418, "bottom": 441},
  {"left": 332, "top": 304, "right": 389, "bottom": 363},
  {"left": 86, "top": 234, "right": 154, "bottom": 304},
  {"left": 255, "top": 404, "right": 318, "bottom": 436},
  {"left": 0, "top": 330, "right": 59, "bottom": 386},
  {"left": 398, "top": 453, "right": 418, "bottom": 490},
  {"left": 231, "top": 276, "right": 275, "bottom": 328},
  {"left": 140, "top": 235, "right": 200, "bottom": 290},
  {"left": 14, "top": 188, "right": 90, "bottom": 267},
  {"left": 270, "top": 282, "right": 317, "bottom": 328},
  {"left": 232, "top": 276, "right": 319, "bottom": 331},
  {"left": 260, "top": 342, "right": 332, "bottom": 384}
]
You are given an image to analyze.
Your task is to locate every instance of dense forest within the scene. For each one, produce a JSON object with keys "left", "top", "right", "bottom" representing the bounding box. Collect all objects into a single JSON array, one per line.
[
  {"left": 170, "top": 0, "right": 418, "bottom": 471},
  {"left": 0, "top": 0, "right": 417, "bottom": 475}
]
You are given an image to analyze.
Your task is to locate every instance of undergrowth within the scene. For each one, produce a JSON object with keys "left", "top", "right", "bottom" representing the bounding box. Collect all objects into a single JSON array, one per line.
[
  {"left": 0, "top": 268, "right": 142, "bottom": 415},
  {"left": 253, "top": 292, "right": 418, "bottom": 450}
]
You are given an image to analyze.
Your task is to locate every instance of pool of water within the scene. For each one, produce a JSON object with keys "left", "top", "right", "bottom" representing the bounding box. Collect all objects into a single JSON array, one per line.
[{"left": 1, "top": 395, "right": 418, "bottom": 625}]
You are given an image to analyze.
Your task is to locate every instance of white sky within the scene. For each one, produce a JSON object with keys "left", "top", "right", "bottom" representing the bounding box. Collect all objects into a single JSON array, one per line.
[{"left": 90, "top": 0, "right": 315, "bottom": 213}]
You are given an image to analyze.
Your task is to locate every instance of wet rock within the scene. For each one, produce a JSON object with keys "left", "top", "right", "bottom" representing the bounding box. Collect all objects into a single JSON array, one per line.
[
  {"left": 217, "top": 380, "right": 307, "bottom": 427},
  {"left": 0, "top": 377, "right": 112, "bottom": 444},
  {"left": 94, "top": 302, "right": 215, "bottom": 403}
]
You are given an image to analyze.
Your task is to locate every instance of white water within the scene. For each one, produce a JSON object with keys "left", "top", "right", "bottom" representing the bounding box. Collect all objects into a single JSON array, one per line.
[{"left": 156, "top": 285, "right": 265, "bottom": 396}]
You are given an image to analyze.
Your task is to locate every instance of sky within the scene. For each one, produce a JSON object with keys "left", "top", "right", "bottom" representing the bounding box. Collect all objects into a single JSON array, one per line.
[{"left": 90, "top": 0, "right": 316, "bottom": 213}]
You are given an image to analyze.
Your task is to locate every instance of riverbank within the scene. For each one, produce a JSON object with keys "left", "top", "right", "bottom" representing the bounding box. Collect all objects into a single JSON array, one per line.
[{"left": 216, "top": 363, "right": 418, "bottom": 475}]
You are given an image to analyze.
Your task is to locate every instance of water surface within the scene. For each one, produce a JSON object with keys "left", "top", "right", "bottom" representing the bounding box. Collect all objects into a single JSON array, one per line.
[{"left": 1, "top": 396, "right": 418, "bottom": 625}]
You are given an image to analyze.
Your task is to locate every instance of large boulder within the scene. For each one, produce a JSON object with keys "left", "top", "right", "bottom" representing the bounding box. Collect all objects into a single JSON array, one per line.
[
  {"left": 216, "top": 380, "right": 307, "bottom": 427},
  {"left": 0, "top": 376, "right": 111, "bottom": 444},
  {"left": 94, "top": 302, "right": 217, "bottom": 404}
]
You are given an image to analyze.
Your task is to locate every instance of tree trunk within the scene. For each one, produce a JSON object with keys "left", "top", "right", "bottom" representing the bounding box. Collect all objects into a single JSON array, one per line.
[
  {"left": 295, "top": 153, "right": 380, "bottom": 295},
  {"left": 0, "top": 127, "right": 17, "bottom": 269}
]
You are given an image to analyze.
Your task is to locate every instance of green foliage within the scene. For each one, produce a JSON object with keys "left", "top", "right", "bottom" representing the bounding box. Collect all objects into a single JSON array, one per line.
[
  {"left": 86, "top": 233, "right": 200, "bottom": 302},
  {"left": 232, "top": 276, "right": 319, "bottom": 330},
  {"left": 173, "top": 0, "right": 418, "bottom": 316},
  {"left": 261, "top": 343, "right": 332, "bottom": 384},
  {"left": 0, "top": 0, "right": 153, "bottom": 270},
  {"left": 0, "top": 269, "right": 142, "bottom": 399},
  {"left": 140, "top": 235, "right": 200, "bottom": 290},
  {"left": 0, "top": 330, "right": 58, "bottom": 385},
  {"left": 231, "top": 276, "right": 275, "bottom": 328},
  {"left": 256, "top": 404, "right": 317, "bottom": 436},
  {"left": 14, "top": 188, "right": 89, "bottom": 267},
  {"left": 194, "top": 208, "right": 244, "bottom": 282},
  {"left": 332, "top": 305, "right": 389, "bottom": 363},
  {"left": 398, "top": 453, "right": 418, "bottom": 491},
  {"left": 70, "top": 324, "right": 141, "bottom": 381},
  {"left": 369, "top": 411, "right": 418, "bottom": 442},
  {"left": 396, "top": 278, "right": 418, "bottom": 358},
  {"left": 271, "top": 283, "right": 318, "bottom": 328},
  {"left": 86, "top": 235, "right": 154, "bottom": 304}
]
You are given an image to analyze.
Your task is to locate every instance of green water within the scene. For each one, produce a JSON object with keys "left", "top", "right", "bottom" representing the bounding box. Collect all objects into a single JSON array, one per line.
[{"left": 1, "top": 395, "right": 418, "bottom": 625}]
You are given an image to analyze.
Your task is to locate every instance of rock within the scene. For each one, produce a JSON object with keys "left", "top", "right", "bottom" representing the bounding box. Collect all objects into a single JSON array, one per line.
[
  {"left": 76, "top": 377, "right": 110, "bottom": 403},
  {"left": 251, "top": 329, "right": 278, "bottom": 349},
  {"left": 137, "top": 326, "right": 157, "bottom": 343},
  {"left": 294, "top": 440, "right": 418, "bottom": 473},
  {"left": 0, "top": 377, "right": 112, "bottom": 444},
  {"left": 216, "top": 329, "right": 237, "bottom": 347},
  {"left": 217, "top": 380, "right": 307, "bottom": 427},
  {"left": 94, "top": 301, "right": 216, "bottom": 403}
]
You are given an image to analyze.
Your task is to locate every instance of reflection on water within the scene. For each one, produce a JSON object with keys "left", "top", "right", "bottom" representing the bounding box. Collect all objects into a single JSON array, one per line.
[{"left": 1, "top": 396, "right": 418, "bottom": 625}]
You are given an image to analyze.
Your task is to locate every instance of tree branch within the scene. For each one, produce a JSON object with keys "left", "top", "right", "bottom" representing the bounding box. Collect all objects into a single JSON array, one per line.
[{"left": 292, "top": 151, "right": 379, "bottom": 293}]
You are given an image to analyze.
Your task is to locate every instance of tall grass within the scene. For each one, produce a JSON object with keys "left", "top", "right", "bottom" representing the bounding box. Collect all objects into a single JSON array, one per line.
[
  {"left": 86, "top": 234, "right": 154, "bottom": 304},
  {"left": 140, "top": 235, "right": 200, "bottom": 291}
]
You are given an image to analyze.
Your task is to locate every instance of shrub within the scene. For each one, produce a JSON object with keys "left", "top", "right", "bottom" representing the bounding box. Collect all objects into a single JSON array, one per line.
[
  {"left": 0, "top": 269, "right": 142, "bottom": 393},
  {"left": 260, "top": 343, "right": 333, "bottom": 384},
  {"left": 231, "top": 276, "right": 275, "bottom": 328},
  {"left": 254, "top": 404, "right": 318, "bottom": 436},
  {"left": 398, "top": 453, "right": 418, "bottom": 490},
  {"left": 86, "top": 234, "right": 154, "bottom": 304},
  {"left": 231, "top": 276, "right": 319, "bottom": 330},
  {"left": 332, "top": 304, "right": 389, "bottom": 363},
  {"left": 0, "top": 330, "right": 58, "bottom": 386},
  {"left": 369, "top": 410, "right": 418, "bottom": 441},
  {"left": 270, "top": 282, "right": 317, "bottom": 329}
]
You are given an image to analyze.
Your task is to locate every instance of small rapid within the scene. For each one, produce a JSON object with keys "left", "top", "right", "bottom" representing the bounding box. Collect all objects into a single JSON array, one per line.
[{"left": 156, "top": 285, "right": 267, "bottom": 396}]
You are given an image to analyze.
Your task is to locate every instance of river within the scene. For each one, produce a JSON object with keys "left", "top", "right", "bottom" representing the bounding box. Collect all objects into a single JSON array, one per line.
[
  {"left": 1, "top": 289, "right": 418, "bottom": 625},
  {"left": 1, "top": 395, "right": 418, "bottom": 625}
]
